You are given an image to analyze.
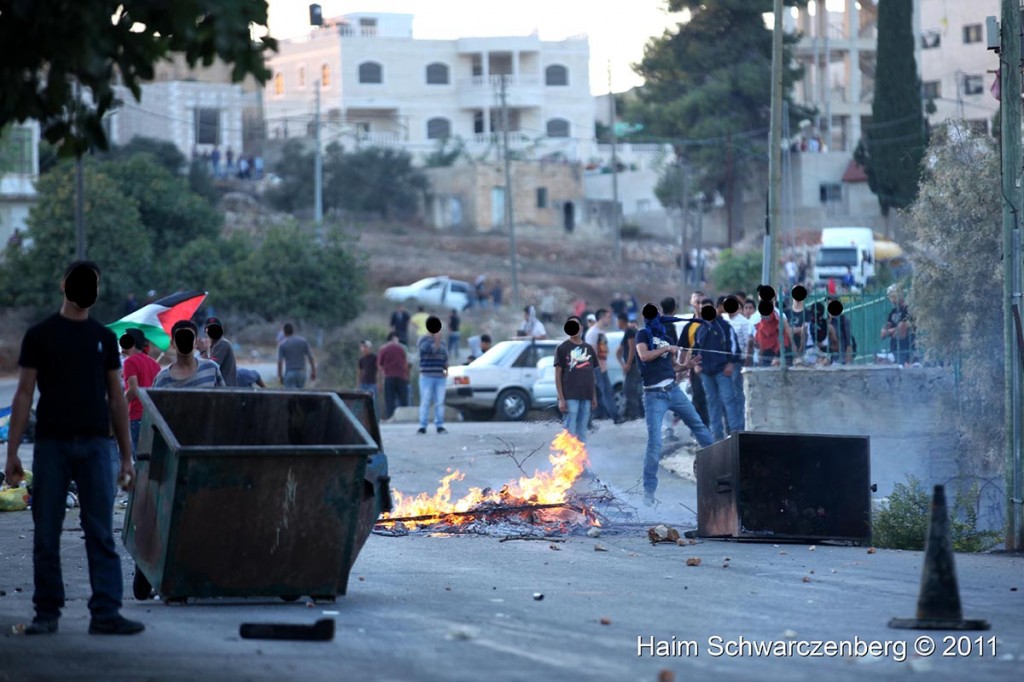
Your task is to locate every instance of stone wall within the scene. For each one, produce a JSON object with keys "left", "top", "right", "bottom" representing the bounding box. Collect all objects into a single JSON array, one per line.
[{"left": 742, "top": 365, "right": 1005, "bottom": 530}]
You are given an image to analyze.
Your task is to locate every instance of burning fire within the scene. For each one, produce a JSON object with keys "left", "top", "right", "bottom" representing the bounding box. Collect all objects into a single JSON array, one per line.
[{"left": 380, "top": 430, "right": 597, "bottom": 529}]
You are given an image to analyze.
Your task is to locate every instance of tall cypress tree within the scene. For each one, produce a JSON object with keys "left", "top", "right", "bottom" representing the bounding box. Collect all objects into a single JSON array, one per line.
[{"left": 862, "top": 0, "right": 926, "bottom": 216}]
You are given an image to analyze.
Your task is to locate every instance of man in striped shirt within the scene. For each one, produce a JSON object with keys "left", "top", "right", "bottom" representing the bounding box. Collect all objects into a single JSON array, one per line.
[
  {"left": 153, "top": 320, "right": 225, "bottom": 389},
  {"left": 417, "top": 316, "right": 449, "bottom": 434}
]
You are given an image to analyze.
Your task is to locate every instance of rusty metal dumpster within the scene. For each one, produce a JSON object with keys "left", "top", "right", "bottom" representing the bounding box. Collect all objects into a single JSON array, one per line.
[
  {"left": 124, "top": 389, "right": 389, "bottom": 601},
  {"left": 696, "top": 432, "right": 872, "bottom": 543}
]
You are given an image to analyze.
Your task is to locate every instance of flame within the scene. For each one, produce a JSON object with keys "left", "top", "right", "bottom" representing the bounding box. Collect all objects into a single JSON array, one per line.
[{"left": 381, "top": 430, "right": 593, "bottom": 529}]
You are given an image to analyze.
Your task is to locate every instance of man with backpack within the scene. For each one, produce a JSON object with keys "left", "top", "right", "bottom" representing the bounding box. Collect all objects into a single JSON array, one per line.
[{"left": 693, "top": 297, "right": 745, "bottom": 441}]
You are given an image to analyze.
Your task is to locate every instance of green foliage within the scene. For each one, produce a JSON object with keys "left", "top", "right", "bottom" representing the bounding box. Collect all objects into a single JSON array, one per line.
[
  {"left": 269, "top": 142, "right": 429, "bottom": 219},
  {"left": 0, "top": 160, "right": 151, "bottom": 321},
  {"left": 227, "top": 222, "right": 366, "bottom": 327},
  {"left": 904, "top": 122, "right": 1003, "bottom": 471},
  {"left": 620, "top": 223, "right": 642, "bottom": 239},
  {"left": 0, "top": 1, "right": 276, "bottom": 155},
  {"left": 862, "top": 0, "right": 926, "bottom": 215},
  {"left": 712, "top": 248, "right": 763, "bottom": 294},
  {"left": 97, "top": 137, "right": 187, "bottom": 175},
  {"left": 424, "top": 137, "right": 466, "bottom": 168},
  {"left": 627, "top": 0, "right": 810, "bottom": 236},
  {"left": 188, "top": 158, "right": 220, "bottom": 205},
  {"left": 873, "top": 476, "right": 1002, "bottom": 552}
]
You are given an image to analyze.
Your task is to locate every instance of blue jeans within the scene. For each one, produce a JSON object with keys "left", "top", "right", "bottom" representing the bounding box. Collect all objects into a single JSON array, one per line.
[
  {"left": 447, "top": 333, "right": 461, "bottom": 359},
  {"left": 419, "top": 374, "right": 447, "bottom": 428},
  {"left": 594, "top": 368, "right": 619, "bottom": 421},
  {"left": 283, "top": 369, "right": 307, "bottom": 388},
  {"left": 700, "top": 371, "right": 745, "bottom": 441},
  {"left": 359, "top": 383, "right": 378, "bottom": 419},
  {"left": 642, "top": 385, "right": 714, "bottom": 494},
  {"left": 31, "top": 438, "right": 123, "bottom": 621},
  {"left": 563, "top": 399, "right": 591, "bottom": 443},
  {"left": 129, "top": 419, "right": 142, "bottom": 461}
]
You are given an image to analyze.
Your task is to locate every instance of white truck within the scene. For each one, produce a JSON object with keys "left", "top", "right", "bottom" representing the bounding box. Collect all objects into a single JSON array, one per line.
[{"left": 813, "top": 227, "right": 875, "bottom": 291}]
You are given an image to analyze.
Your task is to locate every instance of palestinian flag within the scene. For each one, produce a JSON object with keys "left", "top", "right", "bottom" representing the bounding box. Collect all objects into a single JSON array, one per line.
[{"left": 106, "top": 291, "right": 207, "bottom": 351}]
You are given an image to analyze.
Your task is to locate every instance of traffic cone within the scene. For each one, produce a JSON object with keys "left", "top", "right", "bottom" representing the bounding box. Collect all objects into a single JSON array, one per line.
[{"left": 888, "top": 485, "right": 990, "bottom": 630}]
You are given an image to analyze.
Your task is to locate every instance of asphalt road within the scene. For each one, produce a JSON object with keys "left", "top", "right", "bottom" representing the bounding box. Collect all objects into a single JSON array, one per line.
[{"left": 1, "top": 403, "right": 1022, "bottom": 681}]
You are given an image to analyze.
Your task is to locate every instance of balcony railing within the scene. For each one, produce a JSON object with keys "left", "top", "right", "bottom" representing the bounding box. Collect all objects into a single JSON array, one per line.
[{"left": 457, "top": 75, "right": 541, "bottom": 90}]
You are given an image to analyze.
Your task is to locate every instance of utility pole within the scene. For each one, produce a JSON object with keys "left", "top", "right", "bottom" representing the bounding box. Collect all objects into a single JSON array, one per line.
[
  {"left": 73, "top": 79, "right": 86, "bottom": 260},
  {"left": 767, "top": 0, "right": 786, "bottom": 374},
  {"left": 679, "top": 160, "right": 690, "bottom": 290},
  {"left": 608, "top": 60, "right": 621, "bottom": 262},
  {"left": 314, "top": 79, "right": 323, "bottom": 237},
  {"left": 998, "top": 1, "right": 1024, "bottom": 550},
  {"left": 695, "top": 195, "right": 704, "bottom": 286},
  {"left": 499, "top": 75, "right": 520, "bottom": 309}
]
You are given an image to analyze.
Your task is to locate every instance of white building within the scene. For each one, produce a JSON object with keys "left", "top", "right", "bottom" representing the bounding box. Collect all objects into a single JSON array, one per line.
[
  {"left": 0, "top": 122, "right": 40, "bottom": 246},
  {"left": 106, "top": 81, "right": 257, "bottom": 162},
  {"left": 264, "top": 13, "right": 596, "bottom": 162}
]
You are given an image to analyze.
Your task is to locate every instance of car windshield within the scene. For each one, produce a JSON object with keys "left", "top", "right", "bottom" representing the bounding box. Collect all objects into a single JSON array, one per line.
[
  {"left": 469, "top": 341, "right": 524, "bottom": 366},
  {"left": 816, "top": 247, "right": 858, "bottom": 267}
]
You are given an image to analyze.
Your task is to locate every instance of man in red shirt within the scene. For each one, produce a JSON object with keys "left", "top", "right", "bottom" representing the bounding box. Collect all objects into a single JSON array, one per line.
[
  {"left": 376, "top": 332, "right": 410, "bottom": 420},
  {"left": 121, "top": 328, "right": 160, "bottom": 459}
]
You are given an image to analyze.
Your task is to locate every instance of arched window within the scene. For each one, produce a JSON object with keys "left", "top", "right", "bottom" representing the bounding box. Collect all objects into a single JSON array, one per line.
[
  {"left": 426, "top": 63, "right": 449, "bottom": 85},
  {"left": 274, "top": 72, "right": 284, "bottom": 95},
  {"left": 427, "top": 117, "right": 452, "bottom": 139},
  {"left": 359, "top": 61, "right": 383, "bottom": 84},
  {"left": 545, "top": 64, "right": 569, "bottom": 86},
  {"left": 298, "top": 66, "right": 306, "bottom": 88},
  {"left": 546, "top": 118, "right": 570, "bottom": 138},
  {"left": 321, "top": 64, "right": 331, "bottom": 87}
]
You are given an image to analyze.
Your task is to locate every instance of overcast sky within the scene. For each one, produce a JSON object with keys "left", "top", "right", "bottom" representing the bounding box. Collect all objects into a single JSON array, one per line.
[{"left": 265, "top": 0, "right": 685, "bottom": 95}]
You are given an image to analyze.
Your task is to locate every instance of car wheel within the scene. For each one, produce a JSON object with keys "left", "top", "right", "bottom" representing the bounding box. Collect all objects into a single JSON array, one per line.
[
  {"left": 613, "top": 383, "right": 625, "bottom": 418},
  {"left": 496, "top": 389, "right": 530, "bottom": 421}
]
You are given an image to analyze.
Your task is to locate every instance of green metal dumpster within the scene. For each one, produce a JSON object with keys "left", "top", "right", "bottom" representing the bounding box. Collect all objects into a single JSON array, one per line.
[{"left": 124, "top": 389, "right": 389, "bottom": 601}]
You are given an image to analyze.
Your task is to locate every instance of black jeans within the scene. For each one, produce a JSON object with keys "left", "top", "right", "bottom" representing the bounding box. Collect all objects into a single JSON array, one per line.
[{"left": 383, "top": 377, "right": 409, "bottom": 419}]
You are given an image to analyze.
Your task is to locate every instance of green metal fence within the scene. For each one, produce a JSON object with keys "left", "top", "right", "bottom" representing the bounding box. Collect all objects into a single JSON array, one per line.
[{"left": 803, "top": 291, "right": 893, "bottom": 364}]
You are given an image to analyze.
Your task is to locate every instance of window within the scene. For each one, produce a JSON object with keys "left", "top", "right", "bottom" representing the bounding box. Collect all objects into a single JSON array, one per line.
[
  {"left": 194, "top": 108, "right": 220, "bottom": 145},
  {"left": 298, "top": 66, "right": 306, "bottom": 88},
  {"left": 273, "top": 72, "right": 284, "bottom": 95},
  {"left": 359, "top": 61, "right": 383, "bottom": 84},
  {"left": 545, "top": 64, "right": 568, "bottom": 86},
  {"left": 0, "top": 126, "right": 34, "bottom": 175},
  {"left": 321, "top": 64, "right": 331, "bottom": 87},
  {"left": 426, "top": 117, "right": 451, "bottom": 139},
  {"left": 922, "top": 81, "right": 941, "bottom": 100},
  {"left": 426, "top": 63, "right": 449, "bottom": 85},
  {"left": 360, "top": 17, "right": 377, "bottom": 36},
  {"left": 921, "top": 30, "right": 941, "bottom": 49},
  {"left": 819, "top": 182, "right": 842, "bottom": 204},
  {"left": 546, "top": 118, "right": 570, "bottom": 138},
  {"left": 963, "top": 24, "right": 982, "bottom": 44},
  {"left": 963, "top": 74, "right": 985, "bottom": 96},
  {"left": 536, "top": 187, "right": 548, "bottom": 209}
]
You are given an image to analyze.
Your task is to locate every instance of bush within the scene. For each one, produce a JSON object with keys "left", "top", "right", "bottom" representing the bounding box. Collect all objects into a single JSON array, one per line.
[
  {"left": 873, "top": 476, "right": 1002, "bottom": 552},
  {"left": 620, "top": 223, "right": 642, "bottom": 239}
]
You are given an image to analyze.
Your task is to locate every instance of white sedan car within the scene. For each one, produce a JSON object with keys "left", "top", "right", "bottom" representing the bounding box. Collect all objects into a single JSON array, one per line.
[{"left": 384, "top": 276, "right": 473, "bottom": 311}]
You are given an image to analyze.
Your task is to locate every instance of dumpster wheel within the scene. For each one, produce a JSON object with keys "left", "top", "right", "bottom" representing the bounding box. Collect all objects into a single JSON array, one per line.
[{"left": 132, "top": 567, "right": 153, "bottom": 601}]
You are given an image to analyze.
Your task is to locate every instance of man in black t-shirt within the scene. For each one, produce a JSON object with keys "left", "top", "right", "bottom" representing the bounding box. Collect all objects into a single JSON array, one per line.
[
  {"left": 882, "top": 286, "right": 914, "bottom": 365},
  {"left": 554, "top": 317, "right": 598, "bottom": 445},
  {"left": 616, "top": 313, "right": 643, "bottom": 420},
  {"left": 3, "top": 261, "right": 144, "bottom": 636},
  {"left": 389, "top": 304, "right": 411, "bottom": 346}
]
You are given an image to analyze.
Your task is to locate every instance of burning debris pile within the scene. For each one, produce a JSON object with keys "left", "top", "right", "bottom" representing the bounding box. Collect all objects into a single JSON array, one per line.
[{"left": 377, "top": 431, "right": 613, "bottom": 536}]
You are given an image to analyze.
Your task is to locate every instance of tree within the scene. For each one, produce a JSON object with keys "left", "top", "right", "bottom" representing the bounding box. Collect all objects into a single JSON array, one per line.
[
  {"left": 627, "top": 0, "right": 809, "bottom": 243},
  {"left": 711, "top": 248, "right": 763, "bottom": 294},
  {"left": 860, "top": 0, "right": 926, "bottom": 216},
  {"left": 327, "top": 146, "right": 428, "bottom": 219},
  {"left": 98, "top": 136, "right": 188, "bottom": 175},
  {"left": 904, "top": 122, "right": 1002, "bottom": 473},
  {"left": 265, "top": 139, "right": 314, "bottom": 214},
  {"left": 227, "top": 222, "right": 366, "bottom": 327},
  {"left": 0, "top": 1, "right": 276, "bottom": 155},
  {"left": 0, "top": 160, "right": 151, "bottom": 321}
]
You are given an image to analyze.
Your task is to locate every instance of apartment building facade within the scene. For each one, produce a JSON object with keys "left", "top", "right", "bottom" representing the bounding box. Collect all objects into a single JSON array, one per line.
[
  {"left": 264, "top": 13, "right": 596, "bottom": 163},
  {"left": 0, "top": 122, "right": 40, "bottom": 246}
]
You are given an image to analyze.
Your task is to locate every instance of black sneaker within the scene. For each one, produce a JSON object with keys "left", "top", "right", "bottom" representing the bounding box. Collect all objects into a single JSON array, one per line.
[
  {"left": 416, "top": 427, "right": 426, "bottom": 434},
  {"left": 89, "top": 616, "right": 145, "bottom": 635},
  {"left": 24, "top": 618, "right": 58, "bottom": 635},
  {"left": 436, "top": 427, "right": 448, "bottom": 434}
]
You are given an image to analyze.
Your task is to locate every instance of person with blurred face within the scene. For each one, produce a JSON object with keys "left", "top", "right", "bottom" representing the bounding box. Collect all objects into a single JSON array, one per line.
[
  {"left": 201, "top": 316, "right": 237, "bottom": 387},
  {"left": 120, "top": 328, "right": 160, "bottom": 459},
  {"left": 417, "top": 316, "right": 449, "bottom": 434},
  {"left": 152, "top": 320, "right": 224, "bottom": 388},
  {"left": 4, "top": 261, "right": 144, "bottom": 636}
]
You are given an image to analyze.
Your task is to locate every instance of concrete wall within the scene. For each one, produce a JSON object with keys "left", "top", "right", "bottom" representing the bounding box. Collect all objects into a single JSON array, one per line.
[{"left": 742, "top": 366, "right": 1005, "bottom": 530}]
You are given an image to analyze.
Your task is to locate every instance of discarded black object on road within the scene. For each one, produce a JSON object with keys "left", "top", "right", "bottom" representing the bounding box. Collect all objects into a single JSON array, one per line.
[
  {"left": 239, "top": 619, "right": 336, "bottom": 641},
  {"left": 888, "top": 485, "right": 990, "bottom": 631}
]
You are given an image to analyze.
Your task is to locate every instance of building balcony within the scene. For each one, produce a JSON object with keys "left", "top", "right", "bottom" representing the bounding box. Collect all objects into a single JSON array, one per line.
[{"left": 457, "top": 74, "right": 543, "bottom": 109}]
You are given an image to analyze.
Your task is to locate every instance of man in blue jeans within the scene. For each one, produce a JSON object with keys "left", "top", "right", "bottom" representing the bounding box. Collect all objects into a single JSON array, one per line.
[
  {"left": 3, "top": 261, "right": 144, "bottom": 635},
  {"left": 554, "top": 316, "right": 598, "bottom": 443},
  {"left": 635, "top": 304, "right": 714, "bottom": 507},
  {"left": 417, "top": 316, "right": 449, "bottom": 434},
  {"left": 694, "top": 297, "right": 745, "bottom": 441}
]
